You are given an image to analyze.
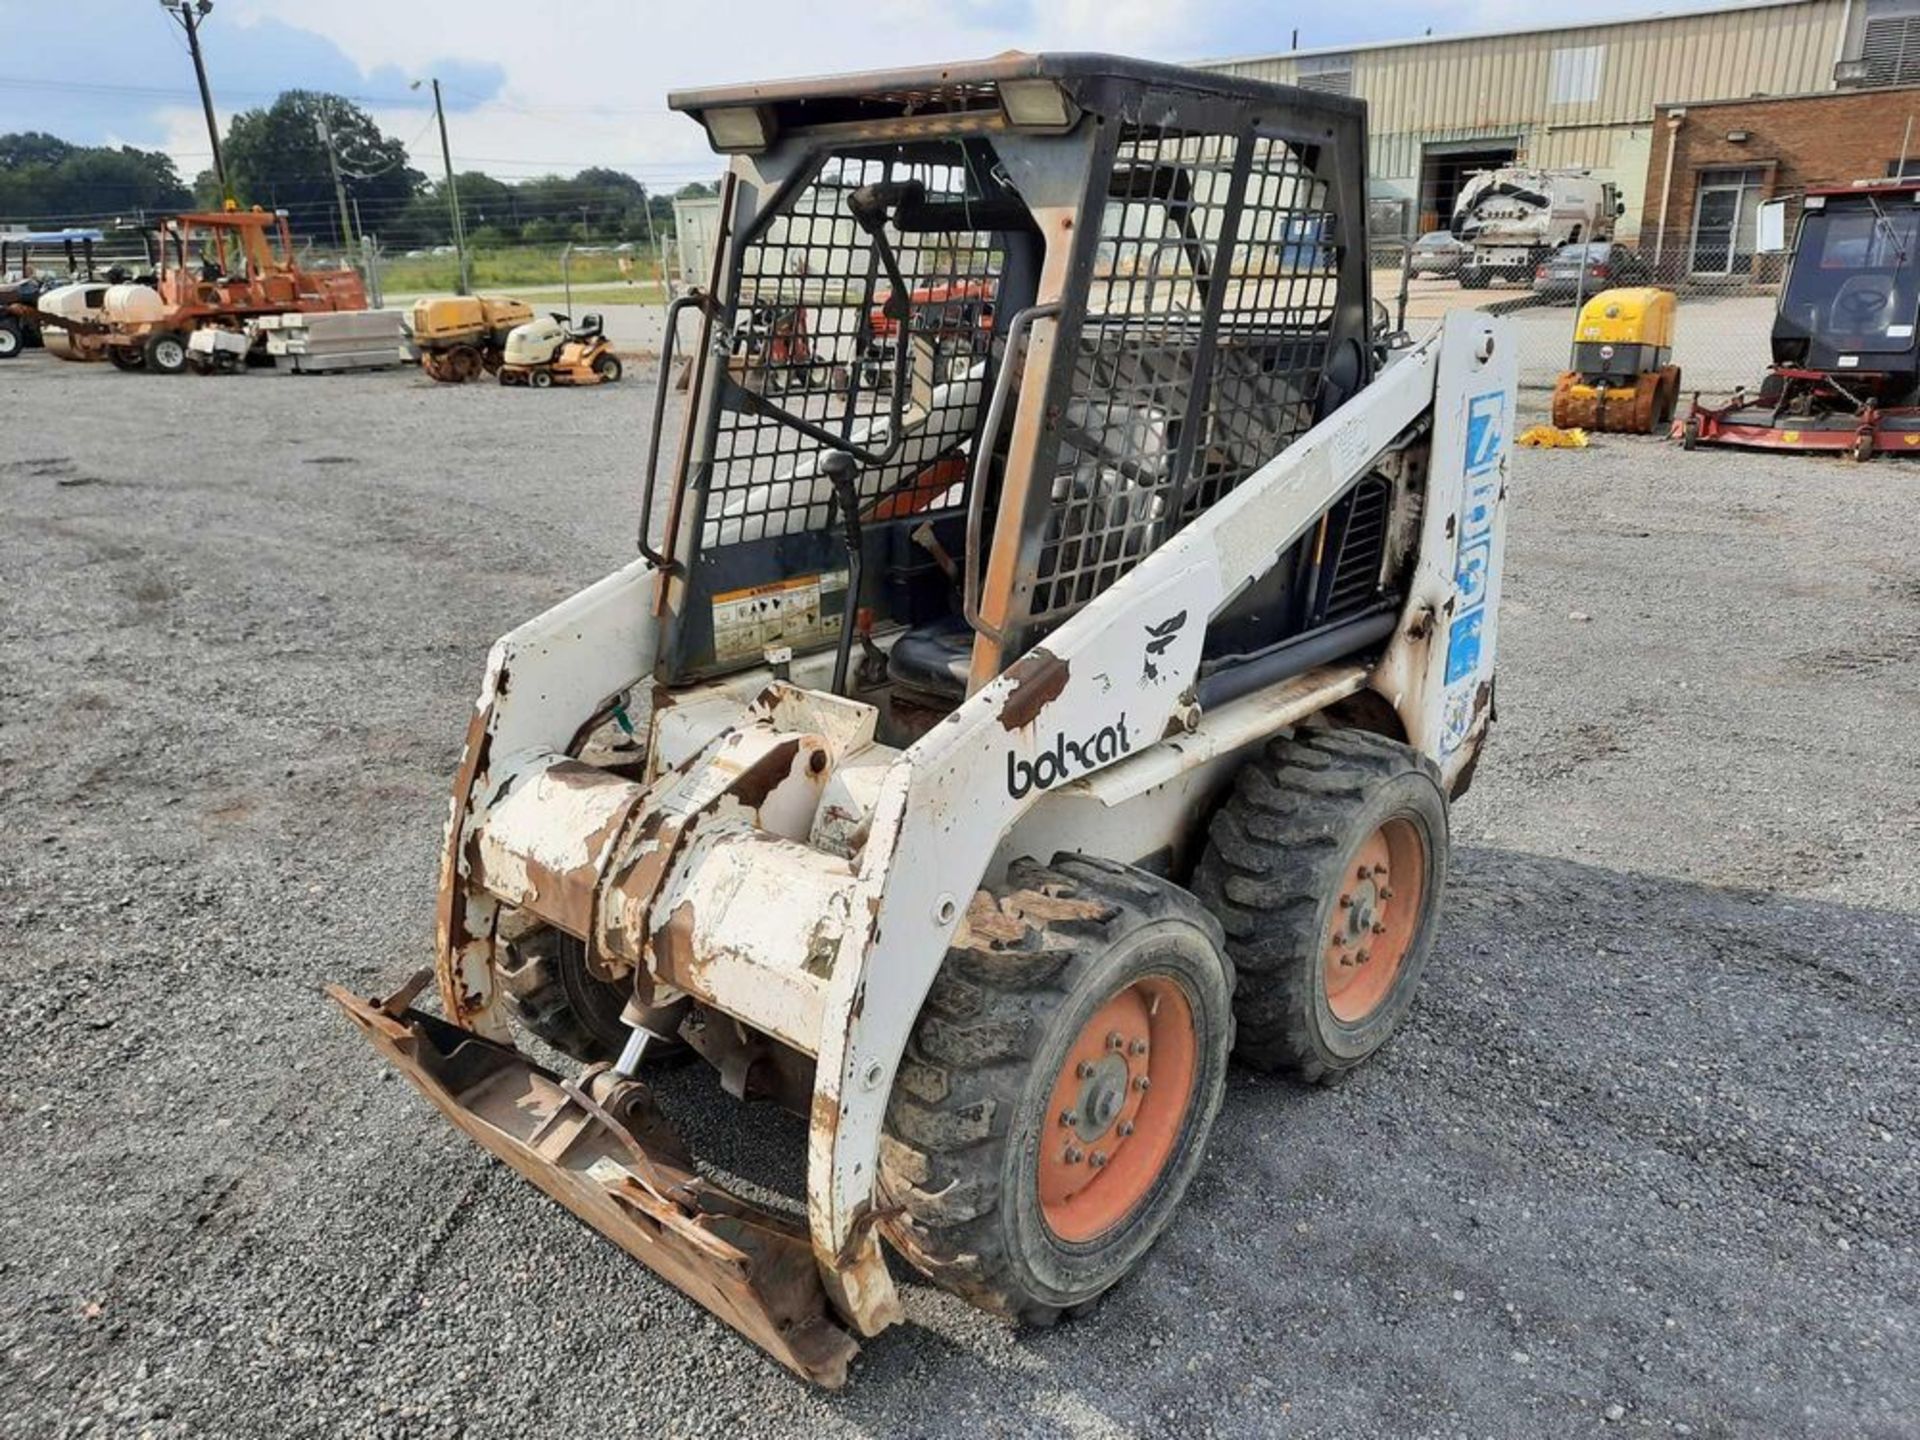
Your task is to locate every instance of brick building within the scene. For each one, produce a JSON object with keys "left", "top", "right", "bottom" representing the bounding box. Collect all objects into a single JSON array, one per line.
[
  {"left": 1203, "top": 0, "right": 1859, "bottom": 242},
  {"left": 1641, "top": 84, "right": 1920, "bottom": 280}
]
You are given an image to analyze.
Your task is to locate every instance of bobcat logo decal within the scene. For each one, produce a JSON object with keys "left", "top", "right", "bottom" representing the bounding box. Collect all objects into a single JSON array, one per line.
[{"left": 1142, "top": 610, "right": 1187, "bottom": 684}]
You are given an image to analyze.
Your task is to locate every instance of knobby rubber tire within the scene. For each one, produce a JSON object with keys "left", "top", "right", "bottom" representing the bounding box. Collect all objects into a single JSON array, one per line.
[
  {"left": 879, "top": 853, "right": 1234, "bottom": 1322},
  {"left": 1192, "top": 727, "right": 1450, "bottom": 1083},
  {"left": 496, "top": 928, "right": 636, "bottom": 1062}
]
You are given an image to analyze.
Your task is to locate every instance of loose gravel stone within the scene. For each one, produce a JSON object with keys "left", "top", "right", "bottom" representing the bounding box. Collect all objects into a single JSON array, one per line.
[{"left": 0, "top": 365, "right": 1914, "bottom": 1438}]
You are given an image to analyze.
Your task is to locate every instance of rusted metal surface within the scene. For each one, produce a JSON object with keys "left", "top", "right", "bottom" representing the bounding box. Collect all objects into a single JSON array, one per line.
[
  {"left": 328, "top": 979, "right": 858, "bottom": 1387},
  {"left": 98, "top": 210, "right": 365, "bottom": 357},
  {"left": 1551, "top": 367, "right": 1679, "bottom": 435},
  {"left": 1363, "top": 317, "right": 1514, "bottom": 787},
  {"left": 434, "top": 558, "right": 665, "bottom": 1040},
  {"left": 467, "top": 758, "right": 647, "bottom": 943},
  {"left": 652, "top": 167, "right": 738, "bottom": 618},
  {"left": 966, "top": 176, "right": 1090, "bottom": 689},
  {"left": 681, "top": 1007, "right": 817, "bottom": 1110},
  {"left": 435, "top": 698, "right": 510, "bottom": 1040},
  {"left": 374, "top": 49, "right": 1515, "bottom": 1371},
  {"left": 395, "top": 309, "right": 1510, "bottom": 1365},
  {"left": 995, "top": 648, "right": 1069, "bottom": 731}
]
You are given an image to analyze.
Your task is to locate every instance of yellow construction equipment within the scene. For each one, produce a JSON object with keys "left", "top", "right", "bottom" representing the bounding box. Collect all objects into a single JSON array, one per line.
[
  {"left": 410, "top": 294, "right": 534, "bottom": 382},
  {"left": 1550, "top": 287, "right": 1681, "bottom": 434}
]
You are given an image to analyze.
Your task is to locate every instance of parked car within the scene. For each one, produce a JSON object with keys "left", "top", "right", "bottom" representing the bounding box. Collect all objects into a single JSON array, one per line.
[
  {"left": 1533, "top": 241, "right": 1652, "bottom": 301},
  {"left": 1410, "top": 229, "right": 1473, "bottom": 278},
  {"left": 1279, "top": 214, "right": 1331, "bottom": 270}
]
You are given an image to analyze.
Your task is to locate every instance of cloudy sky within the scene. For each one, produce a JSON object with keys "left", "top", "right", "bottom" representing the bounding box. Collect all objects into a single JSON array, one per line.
[{"left": 7, "top": 0, "right": 1731, "bottom": 191}]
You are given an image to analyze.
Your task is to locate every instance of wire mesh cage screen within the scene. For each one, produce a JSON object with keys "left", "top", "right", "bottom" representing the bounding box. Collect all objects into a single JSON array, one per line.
[
  {"left": 700, "top": 144, "right": 1006, "bottom": 551},
  {"left": 1026, "top": 127, "right": 1342, "bottom": 623}
]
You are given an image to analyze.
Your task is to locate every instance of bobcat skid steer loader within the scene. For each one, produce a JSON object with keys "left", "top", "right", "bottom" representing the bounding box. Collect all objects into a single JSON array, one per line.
[{"left": 328, "top": 53, "right": 1514, "bottom": 1387}]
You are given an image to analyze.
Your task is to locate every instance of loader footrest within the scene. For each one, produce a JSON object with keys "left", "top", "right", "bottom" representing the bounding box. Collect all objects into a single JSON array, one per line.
[{"left": 326, "top": 980, "right": 859, "bottom": 1387}]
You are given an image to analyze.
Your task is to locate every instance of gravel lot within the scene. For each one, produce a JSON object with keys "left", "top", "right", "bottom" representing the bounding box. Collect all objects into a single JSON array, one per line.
[{"left": 1, "top": 356, "right": 1915, "bottom": 1439}]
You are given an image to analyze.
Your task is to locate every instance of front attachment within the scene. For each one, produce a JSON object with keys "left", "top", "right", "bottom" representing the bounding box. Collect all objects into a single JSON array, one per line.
[{"left": 327, "top": 976, "right": 859, "bottom": 1387}]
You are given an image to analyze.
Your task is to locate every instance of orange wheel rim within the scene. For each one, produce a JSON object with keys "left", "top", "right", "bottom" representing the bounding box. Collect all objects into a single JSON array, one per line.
[
  {"left": 1037, "top": 976, "right": 1196, "bottom": 1244},
  {"left": 1323, "top": 818, "right": 1426, "bottom": 1024}
]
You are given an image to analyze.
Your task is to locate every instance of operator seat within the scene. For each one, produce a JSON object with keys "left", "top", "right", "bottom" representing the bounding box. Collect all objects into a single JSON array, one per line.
[
  {"left": 1831, "top": 274, "right": 1896, "bottom": 336},
  {"left": 886, "top": 613, "right": 971, "bottom": 703}
]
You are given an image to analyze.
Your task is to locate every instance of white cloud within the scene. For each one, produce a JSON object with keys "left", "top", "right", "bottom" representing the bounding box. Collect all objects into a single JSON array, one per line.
[{"left": 9, "top": 0, "right": 1741, "bottom": 193}]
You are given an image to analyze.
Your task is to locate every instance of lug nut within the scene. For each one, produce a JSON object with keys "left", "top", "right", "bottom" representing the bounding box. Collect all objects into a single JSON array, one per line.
[
  {"left": 1107, "top": 1031, "right": 1125, "bottom": 1051},
  {"left": 1060, "top": 1109, "right": 1076, "bottom": 1127},
  {"left": 1076, "top": 1061, "right": 1095, "bottom": 1079},
  {"left": 1129, "top": 1039, "right": 1149, "bottom": 1056},
  {"left": 1356, "top": 949, "right": 1371, "bottom": 964},
  {"left": 1133, "top": 1075, "right": 1151, "bottom": 1092},
  {"left": 1065, "top": 1146, "right": 1084, "bottom": 1164},
  {"left": 1337, "top": 895, "right": 1353, "bottom": 909},
  {"left": 1089, "top": 1151, "right": 1109, "bottom": 1168},
  {"left": 1118, "top": 1120, "right": 1136, "bottom": 1137},
  {"left": 1372, "top": 922, "right": 1388, "bottom": 935},
  {"left": 1357, "top": 865, "right": 1372, "bottom": 880},
  {"left": 1380, "top": 888, "right": 1395, "bottom": 900}
]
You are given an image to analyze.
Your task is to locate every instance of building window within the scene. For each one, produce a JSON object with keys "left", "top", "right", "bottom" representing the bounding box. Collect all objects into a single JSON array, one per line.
[
  {"left": 1295, "top": 53, "right": 1354, "bottom": 97},
  {"left": 1889, "top": 157, "right": 1920, "bottom": 177},
  {"left": 1690, "top": 167, "right": 1770, "bottom": 276},
  {"left": 1861, "top": 0, "right": 1920, "bottom": 85},
  {"left": 1548, "top": 45, "right": 1605, "bottom": 104}
]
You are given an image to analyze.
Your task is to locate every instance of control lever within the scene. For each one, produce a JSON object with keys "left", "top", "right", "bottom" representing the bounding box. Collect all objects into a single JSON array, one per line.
[{"left": 821, "top": 452, "right": 865, "bottom": 697}]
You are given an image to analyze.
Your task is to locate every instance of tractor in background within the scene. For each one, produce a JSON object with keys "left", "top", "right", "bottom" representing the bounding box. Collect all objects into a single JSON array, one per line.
[
  {"left": 33, "top": 210, "right": 366, "bottom": 374},
  {"left": 0, "top": 229, "right": 107, "bottom": 359},
  {"left": 1683, "top": 179, "right": 1920, "bottom": 458},
  {"left": 497, "top": 312, "right": 623, "bottom": 388}
]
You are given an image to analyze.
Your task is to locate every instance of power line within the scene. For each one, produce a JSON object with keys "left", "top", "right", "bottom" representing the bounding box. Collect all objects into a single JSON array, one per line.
[{"left": 0, "top": 72, "right": 677, "bottom": 115}]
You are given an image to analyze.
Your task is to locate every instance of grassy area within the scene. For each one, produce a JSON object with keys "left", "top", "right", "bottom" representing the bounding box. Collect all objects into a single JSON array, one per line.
[
  {"left": 512, "top": 284, "right": 667, "bottom": 307},
  {"left": 377, "top": 245, "right": 664, "bottom": 296}
]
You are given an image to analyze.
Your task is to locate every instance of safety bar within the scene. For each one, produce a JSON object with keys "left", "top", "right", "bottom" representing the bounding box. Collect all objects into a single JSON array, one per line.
[
  {"left": 963, "top": 302, "right": 1059, "bottom": 643},
  {"left": 638, "top": 291, "right": 707, "bottom": 571}
]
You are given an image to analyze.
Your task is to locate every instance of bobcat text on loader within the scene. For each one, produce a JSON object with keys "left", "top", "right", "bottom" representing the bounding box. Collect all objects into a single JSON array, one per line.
[
  {"left": 328, "top": 53, "right": 1515, "bottom": 1387},
  {"left": 1683, "top": 179, "right": 1920, "bottom": 458}
]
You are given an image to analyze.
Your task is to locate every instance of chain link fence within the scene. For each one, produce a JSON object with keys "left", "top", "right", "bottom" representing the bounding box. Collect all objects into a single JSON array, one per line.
[
  {"left": 287, "top": 237, "right": 676, "bottom": 310},
  {"left": 254, "top": 231, "right": 1785, "bottom": 403},
  {"left": 1374, "top": 237, "right": 1778, "bottom": 408}
]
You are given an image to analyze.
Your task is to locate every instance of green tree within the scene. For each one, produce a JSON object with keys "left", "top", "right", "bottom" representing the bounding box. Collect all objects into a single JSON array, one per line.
[
  {"left": 391, "top": 170, "right": 517, "bottom": 249},
  {"left": 0, "top": 133, "right": 191, "bottom": 223},
  {"left": 220, "top": 91, "right": 424, "bottom": 244}
]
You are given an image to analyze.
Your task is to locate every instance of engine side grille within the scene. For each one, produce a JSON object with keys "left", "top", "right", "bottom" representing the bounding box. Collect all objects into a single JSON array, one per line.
[{"left": 1323, "top": 476, "right": 1390, "bottom": 621}]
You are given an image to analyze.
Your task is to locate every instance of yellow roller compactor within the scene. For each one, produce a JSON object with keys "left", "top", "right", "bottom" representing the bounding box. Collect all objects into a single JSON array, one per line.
[
  {"left": 1551, "top": 287, "right": 1682, "bottom": 434},
  {"left": 410, "top": 294, "right": 535, "bottom": 382}
]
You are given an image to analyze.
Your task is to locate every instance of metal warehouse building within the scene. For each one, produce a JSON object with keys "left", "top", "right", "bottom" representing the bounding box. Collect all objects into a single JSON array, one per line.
[{"left": 1204, "top": 0, "right": 1899, "bottom": 242}]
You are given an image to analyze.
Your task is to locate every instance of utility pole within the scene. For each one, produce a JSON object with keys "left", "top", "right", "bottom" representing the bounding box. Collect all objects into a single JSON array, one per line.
[
  {"left": 414, "top": 77, "right": 470, "bottom": 294},
  {"left": 640, "top": 185, "right": 661, "bottom": 291},
  {"left": 315, "top": 111, "right": 356, "bottom": 251},
  {"left": 161, "top": 0, "right": 231, "bottom": 207}
]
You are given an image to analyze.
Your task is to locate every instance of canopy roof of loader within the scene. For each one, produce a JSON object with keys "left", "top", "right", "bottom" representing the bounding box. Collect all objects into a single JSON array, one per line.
[{"left": 668, "top": 50, "right": 1364, "bottom": 141}]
